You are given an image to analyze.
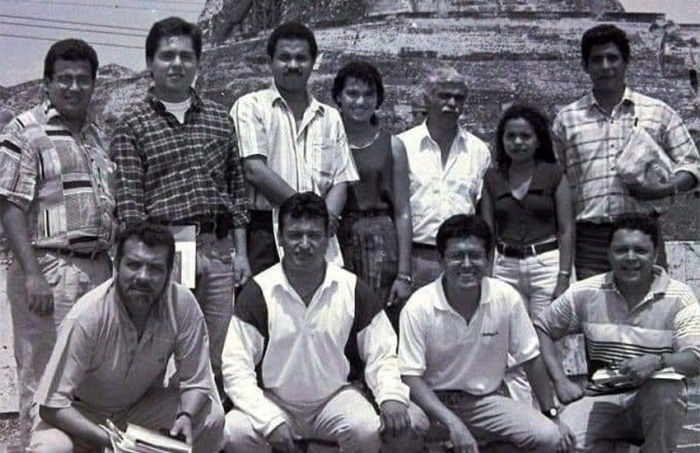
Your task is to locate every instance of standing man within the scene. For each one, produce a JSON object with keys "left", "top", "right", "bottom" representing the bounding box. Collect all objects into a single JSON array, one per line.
[
  {"left": 30, "top": 223, "right": 224, "bottom": 452},
  {"left": 399, "top": 215, "right": 572, "bottom": 452},
  {"left": 231, "top": 21, "right": 359, "bottom": 274},
  {"left": 552, "top": 24, "right": 700, "bottom": 279},
  {"left": 397, "top": 68, "right": 492, "bottom": 289},
  {"left": 0, "top": 39, "right": 116, "bottom": 446},
  {"left": 111, "top": 17, "right": 250, "bottom": 385},
  {"left": 535, "top": 214, "right": 700, "bottom": 451},
  {"left": 222, "top": 192, "right": 411, "bottom": 452}
]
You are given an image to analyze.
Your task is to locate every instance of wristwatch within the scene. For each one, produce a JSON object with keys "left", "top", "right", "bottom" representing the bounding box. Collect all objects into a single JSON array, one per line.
[{"left": 542, "top": 406, "right": 559, "bottom": 419}]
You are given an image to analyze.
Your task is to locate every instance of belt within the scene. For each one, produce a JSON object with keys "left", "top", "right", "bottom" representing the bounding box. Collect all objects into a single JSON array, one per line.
[
  {"left": 412, "top": 242, "right": 437, "bottom": 251},
  {"left": 166, "top": 215, "right": 231, "bottom": 239},
  {"left": 41, "top": 248, "right": 107, "bottom": 259},
  {"left": 497, "top": 240, "right": 558, "bottom": 259}
]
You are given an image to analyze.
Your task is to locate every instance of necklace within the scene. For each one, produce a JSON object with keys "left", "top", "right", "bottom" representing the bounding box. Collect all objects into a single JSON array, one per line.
[{"left": 348, "top": 130, "right": 380, "bottom": 149}]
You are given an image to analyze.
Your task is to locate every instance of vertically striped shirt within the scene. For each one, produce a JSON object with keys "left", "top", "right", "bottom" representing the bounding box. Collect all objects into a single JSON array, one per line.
[
  {"left": 110, "top": 90, "right": 248, "bottom": 227},
  {"left": 0, "top": 102, "right": 116, "bottom": 253},
  {"left": 230, "top": 85, "right": 359, "bottom": 211},
  {"left": 535, "top": 267, "right": 700, "bottom": 394},
  {"left": 552, "top": 88, "right": 700, "bottom": 222}
]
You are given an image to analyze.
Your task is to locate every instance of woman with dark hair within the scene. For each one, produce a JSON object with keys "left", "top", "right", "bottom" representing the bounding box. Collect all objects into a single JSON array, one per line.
[
  {"left": 332, "top": 60, "right": 412, "bottom": 330},
  {"left": 481, "top": 104, "right": 575, "bottom": 403}
]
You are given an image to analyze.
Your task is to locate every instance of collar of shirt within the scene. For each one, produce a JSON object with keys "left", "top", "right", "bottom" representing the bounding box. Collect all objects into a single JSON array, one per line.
[
  {"left": 269, "top": 262, "right": 340, "bottom": 305},
  {"left": 415, "top": 120, "right": 468, "bottom": 152},
  {"left": 146, "top": 87, "right": 202, "bottom": 115},
  {"left": 267, "top": 83, "right": 326, "bottom": 117},
  {"left": 431, "top": 276, "right": 493, "bottom": 316},
  {"left": 43, "top": 101, "right": 98, "bottom": 135},
  {"left": 585, "top": 86, "right": 636, "bottom": 114},
  {"left": 601, "top": 265, "right": 671, "bottom": 311}
]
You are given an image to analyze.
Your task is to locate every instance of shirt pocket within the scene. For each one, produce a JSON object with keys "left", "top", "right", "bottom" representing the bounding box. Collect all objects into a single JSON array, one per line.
[{"left": 311, "top": 142, "right": 335, "bottom": 194}]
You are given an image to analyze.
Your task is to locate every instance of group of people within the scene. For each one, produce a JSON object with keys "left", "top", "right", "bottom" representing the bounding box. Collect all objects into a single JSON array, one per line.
[{"left": 0, "top": 13, "right": 699, "bottom": 453}]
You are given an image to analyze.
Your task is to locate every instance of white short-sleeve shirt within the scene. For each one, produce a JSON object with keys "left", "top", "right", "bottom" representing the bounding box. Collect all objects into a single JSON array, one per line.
[{"left": 399, "top": 276, "right": 540, "bottom": 395}]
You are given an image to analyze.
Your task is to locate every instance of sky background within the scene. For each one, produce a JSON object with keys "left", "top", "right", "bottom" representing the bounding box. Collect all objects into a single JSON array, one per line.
[{"left": 0, "top": 0, "right": 698, "bottom": 87}]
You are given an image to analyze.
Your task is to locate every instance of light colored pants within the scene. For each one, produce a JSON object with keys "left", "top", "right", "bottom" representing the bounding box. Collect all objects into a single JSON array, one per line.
[
  {"left": 190, "top": 233, "right": 235, "bottom": 380},
  {"left": 494, "top": 249, "right": 559, "bottom": 406},
  {"left": 28, "top": 384, "right": 225, "bottom": 452},
  {"left": 415, "top": 390, "right": 561, "bottom": 452},
  {"left": 7, "top": 251, "right": 112, "bottom": 447},
  {"left": 559, "top": 379, "right": 687, "bottom": 452},
  {"left": 224, "top": 386, "right": 383, "bottom": 453}
]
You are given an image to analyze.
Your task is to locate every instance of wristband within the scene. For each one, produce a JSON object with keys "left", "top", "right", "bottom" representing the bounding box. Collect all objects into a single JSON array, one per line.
[{"left": 176, "top": 411, "right": 193, "bottom": 422}]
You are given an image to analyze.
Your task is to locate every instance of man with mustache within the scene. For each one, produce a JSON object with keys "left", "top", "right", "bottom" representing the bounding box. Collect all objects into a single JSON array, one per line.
[
  {"left": 29, "top": 222, "right": 224, "bottom": 452},
  {"left": 535, "top": 214, "right": 700, "bottom": 451},
  {"left": 221, "top": 192, "right": 412, "bottom": 452},
  {"left": 230, "top": 22, "right": 358, "bottom": 275},
  {"left": 397, "top": 68, "right": 492, "bottom": 290},
  {"left": 552, "top": 24, "right": 699, "bottom": 280},
  {"left": 110, "top": 17, "right": 250, "bottom": 390},
  {"left": 0, "top": 39, "right": 116, "bottom": 447}
]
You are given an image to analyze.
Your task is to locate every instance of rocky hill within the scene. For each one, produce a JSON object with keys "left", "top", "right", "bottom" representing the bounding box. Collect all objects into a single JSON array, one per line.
[{"left": 1, "top": 0, "right": 698, "bottom": 238}]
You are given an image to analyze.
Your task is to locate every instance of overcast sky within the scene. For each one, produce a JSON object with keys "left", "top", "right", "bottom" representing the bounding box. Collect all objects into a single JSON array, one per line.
[{"left": 0, "top": 0, "right": 698, "bottom": 87}]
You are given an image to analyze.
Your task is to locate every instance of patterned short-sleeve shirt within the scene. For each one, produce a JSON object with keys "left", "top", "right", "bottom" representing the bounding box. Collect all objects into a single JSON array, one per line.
[{"left": 0, "top": 102, "right": 116, "bottom": 253}]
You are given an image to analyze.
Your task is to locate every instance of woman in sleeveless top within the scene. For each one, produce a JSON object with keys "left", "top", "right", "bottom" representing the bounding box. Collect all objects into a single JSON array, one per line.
[
  {"left": 481, "top": 104, "right": 576, "bottom": 404},
  {"left": 332, "top": 61, "right": 412, "bottom": 330}
]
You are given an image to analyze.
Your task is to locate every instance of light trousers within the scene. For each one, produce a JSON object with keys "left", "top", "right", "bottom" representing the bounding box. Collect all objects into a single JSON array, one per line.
[
  {"left": 8, "top": 252, "right": 111, "bottom": 447},
  {"left": 224, "top": 386, "right": 383, "bottom": 453}
]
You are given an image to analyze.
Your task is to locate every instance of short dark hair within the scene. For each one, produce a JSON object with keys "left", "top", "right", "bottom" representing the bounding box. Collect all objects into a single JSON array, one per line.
[
  {"left": 278, "top": 192, "right": 329, "bottom": 234},
  {"left": 146, "top": 16, "right": 203, "bottom": 62},
  {"left": 581, "top": 24, "right": 630, "bottom": 66},
  {"left": 44, "top": 39, "right": 99, "bottom": 80},
  {"left": 494, "top": 104, "right": 555, "bottom": 170},
  {"left": 608, "top": 214, "right": 660, "bottom": 250},
  {"left": 436, "top": 215, "right": 493, "bottom": 257},
  {"left": 115, "top": 222, "right": 176, "bottom": 273},
  {"left": 332, "top": 60, "right": 385, "bottom": 126},
  {"left": 267, "top": 22, "right": 318, "bottom": 60}
]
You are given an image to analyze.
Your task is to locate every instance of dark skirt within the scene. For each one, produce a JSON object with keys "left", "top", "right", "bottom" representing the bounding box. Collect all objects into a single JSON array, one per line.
[{"left": 338, "top": 211, "right": 400, "bottom": 324}]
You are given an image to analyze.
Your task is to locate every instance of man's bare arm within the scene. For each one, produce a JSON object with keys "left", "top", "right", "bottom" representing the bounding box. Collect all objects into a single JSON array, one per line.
[{"left": 242, "top": 156, "right": 296, "bottom": 206}]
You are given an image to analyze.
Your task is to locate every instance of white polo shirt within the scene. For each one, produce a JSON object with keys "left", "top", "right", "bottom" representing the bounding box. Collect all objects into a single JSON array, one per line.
[
  {"left": 397, "top": 122, "right": 492, "bottom": 245},
  {"left": 399, "top": 276, "right": 540, "bottom": 395}
]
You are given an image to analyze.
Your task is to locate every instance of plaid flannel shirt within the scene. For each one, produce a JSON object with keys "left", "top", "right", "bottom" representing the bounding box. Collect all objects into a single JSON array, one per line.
[{"left": 111, "top": 89, "right": 248, "bottom": 228}]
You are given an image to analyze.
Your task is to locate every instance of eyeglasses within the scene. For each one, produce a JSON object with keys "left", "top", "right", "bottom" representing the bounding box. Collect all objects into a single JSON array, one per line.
[{"left": 53, "top": 74, "right": 94, "bottom": 89}]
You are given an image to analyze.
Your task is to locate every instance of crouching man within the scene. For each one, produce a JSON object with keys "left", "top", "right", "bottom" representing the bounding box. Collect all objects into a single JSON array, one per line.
[
  {"left": 29, "top": 222, "right": 224, "bottom": 452},
  {"left": 222, "top": 192, "right": 414, "bottom": 452},
  {"left": 399, "top": 215, "right": 574, "bottom": 452},
  {"left": 535, "top": 214, "right": 700, "bottom": 451}
]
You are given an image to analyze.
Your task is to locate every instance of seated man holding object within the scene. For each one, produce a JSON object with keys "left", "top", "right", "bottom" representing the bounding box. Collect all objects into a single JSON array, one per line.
[
  {"left": 535, "top": 214, "right": 700, "bottom": 451},
  {"left": 29, "top": 222, "right": 224, "bottom": 452}
]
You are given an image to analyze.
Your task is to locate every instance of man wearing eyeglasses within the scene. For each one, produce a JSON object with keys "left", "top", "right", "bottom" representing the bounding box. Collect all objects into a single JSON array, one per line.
[{"left": 0, "top": 39, "right": 116, "bottom": 447}]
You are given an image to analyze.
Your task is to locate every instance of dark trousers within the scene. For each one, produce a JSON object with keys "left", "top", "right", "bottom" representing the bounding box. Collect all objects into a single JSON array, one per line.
[{"left": 247, "top": 210, "right": 280, "bottom": 276}]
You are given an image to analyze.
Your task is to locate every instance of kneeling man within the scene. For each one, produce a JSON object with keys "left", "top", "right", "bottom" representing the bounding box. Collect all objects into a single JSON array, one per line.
[
  {"left": 30, "top": 222, "right": 224, "bottom": 452},
  {"left": 536, "top": 214, "right": 700, "bottom": 451},
  {"left": 400, "top": 215, "right": 573, "bottom": 452},
  {"left": 222, "top": 192, "right": 411, "bottom": 452}
]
